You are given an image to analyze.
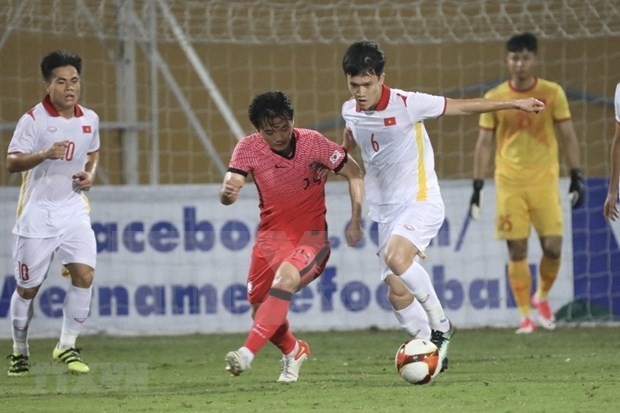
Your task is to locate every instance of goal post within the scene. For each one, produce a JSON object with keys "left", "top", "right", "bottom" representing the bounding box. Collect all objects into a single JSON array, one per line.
[{"left": 1, "top": 0, "right": 618, "bottom": 184}]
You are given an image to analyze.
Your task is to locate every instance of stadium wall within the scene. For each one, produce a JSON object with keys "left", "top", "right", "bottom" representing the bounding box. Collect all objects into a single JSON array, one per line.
[{"left": 2, "top": 180, "right": 616, "bottom": 338}]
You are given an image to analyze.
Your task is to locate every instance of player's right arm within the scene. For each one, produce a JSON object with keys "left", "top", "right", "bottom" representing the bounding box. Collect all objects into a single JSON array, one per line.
[
  {"left": 342, "top": 127, "right": 357, "bottom": 152},
  {"left": 220, "top": 171, "right": 246, "bottom": 205},
  {"left": 7, "top": 140, "right": 69, "bottom": 173},
  {"left": 335, "top": 154, "right": 365, "bottom": 246},
  {"left": 603, "top": 121, "right": 620, "bottom": 221},
  {"left": 470, "top": 128, "right": 495, "bottom": 219}
]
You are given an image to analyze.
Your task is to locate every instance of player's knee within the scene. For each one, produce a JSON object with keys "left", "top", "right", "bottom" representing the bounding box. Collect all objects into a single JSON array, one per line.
[
  {"left": 16, "top": 285, "right": 39, "bottom": 300},
  {"left": 541, "top": 238, "right": 562, "bottom": 259},
  {"left": 69, "top": 266, "right": 94, "bottom": 288},
  {"left": 507, "top": 240, "right": 528, "bottom": 261},
  {"left": 384, "top": 251, "right": 413, "bottom": 276},
  {"left": 272, "top": 262, "right": 300, "bottom": 292},
  {"left": 543, "top": 249, "right": 561, "bottom": 260}
]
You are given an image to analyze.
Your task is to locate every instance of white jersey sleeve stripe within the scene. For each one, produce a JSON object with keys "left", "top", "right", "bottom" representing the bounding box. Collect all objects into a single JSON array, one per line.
[{"left": 16, "top": 170, "right": 30, "bottom": 218}]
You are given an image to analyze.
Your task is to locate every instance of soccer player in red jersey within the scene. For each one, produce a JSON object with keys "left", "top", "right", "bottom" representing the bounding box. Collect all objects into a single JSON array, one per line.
[{"left": 221, "top": 91, "right": 364, "bottom": 382}]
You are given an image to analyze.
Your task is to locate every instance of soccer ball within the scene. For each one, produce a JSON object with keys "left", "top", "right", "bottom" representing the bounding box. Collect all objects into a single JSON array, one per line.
[{"left": 395, "top": 338, "right": 440, "bottom": 385}]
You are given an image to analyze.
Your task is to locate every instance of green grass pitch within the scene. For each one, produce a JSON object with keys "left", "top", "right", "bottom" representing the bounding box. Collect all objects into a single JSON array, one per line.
[{"left": 1, "top": 327, "right": 618, "bottom": 412}]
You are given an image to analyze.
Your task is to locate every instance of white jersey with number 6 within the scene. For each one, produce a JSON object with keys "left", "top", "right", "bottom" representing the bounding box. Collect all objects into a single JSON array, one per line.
[
  {"left": 8, "top": 96, "right": 100, "bottom": 238},
  {"left": 342, "top": 86, "right": 446, "bottom": 223}
]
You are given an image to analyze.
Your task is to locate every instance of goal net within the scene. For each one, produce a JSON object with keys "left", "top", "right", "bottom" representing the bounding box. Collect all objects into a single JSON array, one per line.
[{"left": 0, "top": 0, "right": 618, "bottom": 324}]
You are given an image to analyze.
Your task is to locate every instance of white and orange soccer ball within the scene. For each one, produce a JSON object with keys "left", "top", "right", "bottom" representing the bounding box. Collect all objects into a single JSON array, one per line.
[{"left": 394, "top": 338, "right": 440, "bottom": 385}]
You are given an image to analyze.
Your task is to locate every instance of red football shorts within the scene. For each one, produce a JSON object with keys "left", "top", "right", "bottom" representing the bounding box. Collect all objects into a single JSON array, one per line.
[{"left": 246, "top": 230, "right": 331, "bottom": 304}]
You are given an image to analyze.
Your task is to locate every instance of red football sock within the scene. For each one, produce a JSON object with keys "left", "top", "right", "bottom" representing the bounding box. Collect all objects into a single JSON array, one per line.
[
  {"left": 244, "top": 288, "right": 292, "bottom": 354},
  {"left": 270, "top": 319, "right": 297, "bottom": 355}
]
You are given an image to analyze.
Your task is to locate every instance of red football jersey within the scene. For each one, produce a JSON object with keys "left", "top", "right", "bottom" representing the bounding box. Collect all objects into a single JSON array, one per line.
[{"left": 229, "top": 128, "right": 346, "bottom": 241}]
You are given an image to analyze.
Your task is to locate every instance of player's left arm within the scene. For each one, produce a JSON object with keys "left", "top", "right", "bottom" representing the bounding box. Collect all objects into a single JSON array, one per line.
[
  {"left": 72, "top": 151, "right": 98, "bottom": 191},
  {"left": 315, "top": 128, "right": 359, "bottom": 180},
  {"left": 556, "top": 119, "right": 584, "bottom": 208},
  {"left": 335, "top": 154, "right": 365, "bottom": 246},
  {"left": 220, "top": 171, "right": 246, "bottom": 205}
]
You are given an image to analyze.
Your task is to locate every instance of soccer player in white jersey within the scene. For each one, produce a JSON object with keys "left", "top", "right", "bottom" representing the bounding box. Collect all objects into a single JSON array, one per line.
[
  {"left": 5, "top": 50, "right": 100, "bottom": 376},
  {"left": 603, "top": 83, "right": 620, "bottom": 221},
  {"left": 340, "top": 41, "right": 544, "bottom": 374}
]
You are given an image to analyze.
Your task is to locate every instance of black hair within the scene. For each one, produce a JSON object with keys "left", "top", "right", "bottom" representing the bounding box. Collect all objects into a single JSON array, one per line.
[
  {"left": 40, "top": 50, "right": 82, "bottom": 82},
  {"left": 248, "top": 91, "right": 294, "bottom": 130},
  {"left": 342, "top": 41, "right": 386, "bottom": 77},
  {"left": 506, "top": 33, "right": 538, "bottom": 54}
]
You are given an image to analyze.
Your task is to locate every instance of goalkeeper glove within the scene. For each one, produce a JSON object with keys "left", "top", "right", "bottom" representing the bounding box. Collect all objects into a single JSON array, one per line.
[
  {"left": 568, "top": 168, "right": 585, "bottom": 209},
  {"left": 469, "top": 179, "right": 484, "bottom": 220}
]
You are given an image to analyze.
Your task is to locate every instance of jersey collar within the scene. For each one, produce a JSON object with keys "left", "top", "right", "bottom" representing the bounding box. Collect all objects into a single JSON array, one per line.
[
  {"left": 356, "top": 85, "right": 391, "bottom": 112},
  {"left": 508, "top": 77, "right": 538, "bottom": 93},
  {"left": 271, "top": 129, "right": 297, "bottom": 159},
  {"left": 42, "top": 95, "right": 84, "bottom": 117}
]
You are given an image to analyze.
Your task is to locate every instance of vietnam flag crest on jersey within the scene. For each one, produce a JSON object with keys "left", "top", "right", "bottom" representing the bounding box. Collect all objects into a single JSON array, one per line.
[
  {"left": 82, "top": 125, "right": 91, "bottom": 133},
  {"left": 384, "top": 117, "right": 396, "bottom": 126}
]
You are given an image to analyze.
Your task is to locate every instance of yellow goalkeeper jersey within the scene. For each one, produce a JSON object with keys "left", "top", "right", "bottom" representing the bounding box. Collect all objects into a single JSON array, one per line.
[{"left": 479, "top": 77, "right": 571, "bottom": 186}]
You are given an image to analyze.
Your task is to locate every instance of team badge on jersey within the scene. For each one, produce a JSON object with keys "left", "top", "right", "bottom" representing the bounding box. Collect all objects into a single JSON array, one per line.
[
  {"left": 82, "top": 125, "right": 91, "bottom": 133},
  {"left": 384, "top": 117, "right": 396, "bottom": 126}
]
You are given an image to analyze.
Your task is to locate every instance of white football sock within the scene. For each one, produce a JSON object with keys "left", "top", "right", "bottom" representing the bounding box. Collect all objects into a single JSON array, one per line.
[
  {"left": 59, "top": 285, "right": 92, "bottom": 349},
  {"left": 11, "top": 291, "right": 33, "bottom": 356},
  {"left": 285, "top": 341, "right": 299, "bottom": 359},
  {"left": 399, "top": 261, "right": 450, "bottom": 332},
  {"left": 393, "top": 299, "right": 431, "bottom": 339},
  {"left": 239, "top": 346, "right": 255, "bottom": 364}
]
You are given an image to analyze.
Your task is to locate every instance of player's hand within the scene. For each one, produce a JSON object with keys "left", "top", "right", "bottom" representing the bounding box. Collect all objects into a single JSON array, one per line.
[
  {"left": 603, "top": 191, "right": 619, "bottom": 221},
  {"left": 44, "top": 140, "right": 70, "bottom": 160},
  {"left": 345, "top": 218, "right": 363, "bottom": 247},
  {"left": 72, "top": 171, "right": 94, "bottom": 191},
  {"left": 568, "top": 168, "right": 585, "bottom": 209},
  {"left": 469, "top": 179, "right": 484, "bottom": 220},
  {"left": 515, "top": 98, "right": 545, "bottom": 113},
  {"left": 314, "top": 163, "right": 332, "bottom": 179},
  {"left": 220, "top": 180, "right": 242, "bottom": 200}
]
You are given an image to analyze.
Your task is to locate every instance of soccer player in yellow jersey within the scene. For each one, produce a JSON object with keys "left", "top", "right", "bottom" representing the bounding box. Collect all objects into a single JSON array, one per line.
[{"left": 469, "top": 33, "right": 584, "bottom": 334}]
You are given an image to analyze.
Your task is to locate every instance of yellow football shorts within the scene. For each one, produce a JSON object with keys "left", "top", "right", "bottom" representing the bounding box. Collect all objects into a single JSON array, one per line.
[{"left": 495, "top": 182, "right": 563, "bottom": 240}]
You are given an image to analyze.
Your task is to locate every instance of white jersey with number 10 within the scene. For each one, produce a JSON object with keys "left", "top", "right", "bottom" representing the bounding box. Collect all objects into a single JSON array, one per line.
[{"left": 8, "top": 96, "right": 100, "bottom": 238}]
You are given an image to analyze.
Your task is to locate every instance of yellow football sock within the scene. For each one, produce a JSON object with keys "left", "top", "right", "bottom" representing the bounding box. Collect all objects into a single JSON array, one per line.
[
  {"left": 537, "top": 256, "right": 560, "bottom": 299},
  {"left": 508, "top": 259, "right": 532, "bottom": 317}
]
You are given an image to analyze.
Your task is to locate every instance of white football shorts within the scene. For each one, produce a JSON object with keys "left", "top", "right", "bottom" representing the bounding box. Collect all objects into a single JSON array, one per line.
[
  {"left": 377, "top": 199, "right": 445, "bottom": 280},
  {"left": 12, "top": 218, "right": 96, "bottom": 288}
]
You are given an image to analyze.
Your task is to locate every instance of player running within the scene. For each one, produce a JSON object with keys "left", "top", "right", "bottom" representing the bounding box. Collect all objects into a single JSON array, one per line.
[
  {"left": 6, "top": 50, "right": 100, "bottom": 376},
  {"left": 221, "top": 91, "right": 364, "bottom": 382},
  {"left": 339, "top": 41, "right": 544, "bottom": 372}
]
